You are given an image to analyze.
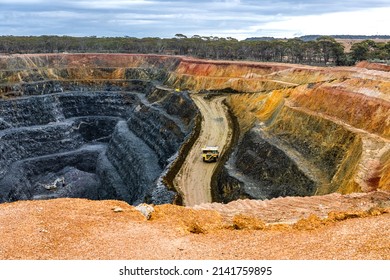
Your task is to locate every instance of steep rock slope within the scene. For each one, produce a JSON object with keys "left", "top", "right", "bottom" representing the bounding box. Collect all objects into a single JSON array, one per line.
[{"left": 0, "top": 54, "right": 197, "bottom": 204}]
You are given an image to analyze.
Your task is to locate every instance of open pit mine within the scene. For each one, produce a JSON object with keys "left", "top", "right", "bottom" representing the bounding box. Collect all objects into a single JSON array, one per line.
[{"left": 0, "top": 54, "right": 389, "bottom": 259}]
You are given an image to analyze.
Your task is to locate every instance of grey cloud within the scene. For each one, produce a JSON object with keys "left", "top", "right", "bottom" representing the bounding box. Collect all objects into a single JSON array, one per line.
[{"left": 0, "top": 0, "right": 389, "bottom": 38}]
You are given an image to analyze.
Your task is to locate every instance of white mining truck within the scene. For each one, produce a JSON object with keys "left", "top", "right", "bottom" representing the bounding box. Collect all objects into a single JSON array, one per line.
[{"left": 201, "top": 146, "right": 219, "bottom": 162}]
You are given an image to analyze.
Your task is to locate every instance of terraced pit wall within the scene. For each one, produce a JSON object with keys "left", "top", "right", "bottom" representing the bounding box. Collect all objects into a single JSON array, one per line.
[
  {"left": 1, "top": 54, "right": 389, "bottom": 205},
  {"left": 0, "top": 54, "right": 196, "bottom": 204}
]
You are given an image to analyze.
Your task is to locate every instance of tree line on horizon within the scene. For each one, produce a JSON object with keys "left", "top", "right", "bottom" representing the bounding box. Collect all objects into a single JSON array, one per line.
[
  {"left": 0, "top": 35, "right": 389, "bottom": 66},
  {"left": 257, "top": 34, "right": 390, "bottom": 41}
]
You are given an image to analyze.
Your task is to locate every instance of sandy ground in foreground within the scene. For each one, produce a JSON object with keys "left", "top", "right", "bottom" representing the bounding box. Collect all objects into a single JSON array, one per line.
[{"left": 0, "top": 197, "right": 389, "bottom": 260}]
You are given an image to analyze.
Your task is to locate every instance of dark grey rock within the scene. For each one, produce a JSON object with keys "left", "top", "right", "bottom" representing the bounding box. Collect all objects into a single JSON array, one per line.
[
  {"left": 218, "top": 127, "right": 316, "bottom": 202},
  {"left": 0, "top": 85, "right": 197, "bottom": 205}
]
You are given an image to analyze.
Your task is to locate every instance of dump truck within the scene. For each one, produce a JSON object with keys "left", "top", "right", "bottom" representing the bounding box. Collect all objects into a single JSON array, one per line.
[{"left": 201, "top": 146, "right": 219, "bottom": 162}]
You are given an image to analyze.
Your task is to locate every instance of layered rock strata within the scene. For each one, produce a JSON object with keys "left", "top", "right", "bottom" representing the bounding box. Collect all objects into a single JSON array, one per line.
[{"left": 169, "top": 58, "right": 390, "bottom": 201}]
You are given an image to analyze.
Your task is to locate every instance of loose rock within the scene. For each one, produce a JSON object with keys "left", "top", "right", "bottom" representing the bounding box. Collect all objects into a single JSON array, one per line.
[{"left": 135, "top": 203, "right": 154, "bottom": 220}]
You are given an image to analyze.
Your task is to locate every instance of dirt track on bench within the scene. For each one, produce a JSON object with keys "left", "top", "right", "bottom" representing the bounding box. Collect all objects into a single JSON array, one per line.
[{"left": 173, "top": 95, "right": 233, "bottom": 206}]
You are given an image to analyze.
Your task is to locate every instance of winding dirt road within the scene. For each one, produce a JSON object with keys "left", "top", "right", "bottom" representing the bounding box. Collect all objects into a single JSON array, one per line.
[{"left": 173, "top": 94, "right": 233, "bottom": 206}]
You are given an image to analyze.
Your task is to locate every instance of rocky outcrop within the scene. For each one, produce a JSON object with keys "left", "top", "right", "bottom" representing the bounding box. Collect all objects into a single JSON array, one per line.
[{"left": 221, "top": 126, "right": 317, "bottom": 201}]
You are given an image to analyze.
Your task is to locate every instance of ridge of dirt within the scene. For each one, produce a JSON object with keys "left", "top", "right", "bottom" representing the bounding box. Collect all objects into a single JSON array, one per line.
[{"left": 194, "top": 190, "right": 390, "bottom": 224}]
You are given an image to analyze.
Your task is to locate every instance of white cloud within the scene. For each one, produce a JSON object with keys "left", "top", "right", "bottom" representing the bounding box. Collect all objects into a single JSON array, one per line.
[{"left": 261, "top": 7, "right": 390, "bottom": 37}]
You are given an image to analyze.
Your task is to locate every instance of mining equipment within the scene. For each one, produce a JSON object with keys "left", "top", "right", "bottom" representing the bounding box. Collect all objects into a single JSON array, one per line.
[{"left": 201, "top": 146, "right": 219, "bottom": 162}]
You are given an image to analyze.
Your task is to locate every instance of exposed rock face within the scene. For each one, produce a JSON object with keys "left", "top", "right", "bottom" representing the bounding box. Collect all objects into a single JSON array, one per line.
[
  {"left": 0, "top": 53, "right": 389, "bottom": 206},
  {"left": 226, "top": 127, "right": 316, "bottom": 199}
]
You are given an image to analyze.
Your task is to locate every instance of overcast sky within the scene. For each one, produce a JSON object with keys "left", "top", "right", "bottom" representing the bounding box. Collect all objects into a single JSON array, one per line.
[{"left": 1, "top": 0, "right": 389, "bottom": 40}]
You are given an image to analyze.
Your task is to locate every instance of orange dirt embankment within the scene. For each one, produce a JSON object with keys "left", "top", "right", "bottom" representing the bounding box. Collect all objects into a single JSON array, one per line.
[
  {"left": 356, "top": 60, "right": 390, "bottom": 72},
  {"left": 290, "top": 87, "right": 390, "bottom": 138},
  {"left": 0, "top": 193, "right": 389, "bottom": 260}
]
